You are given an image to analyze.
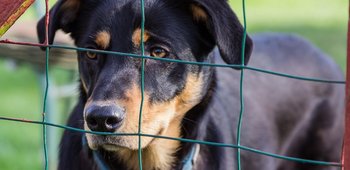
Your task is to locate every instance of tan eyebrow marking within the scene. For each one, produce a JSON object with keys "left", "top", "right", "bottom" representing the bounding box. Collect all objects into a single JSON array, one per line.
[
  {"left": 95, "top": 30, "right": 111, "bottom": 49},
  {"left": 132, "top": 28, "right": 150, "bottom": 47}
]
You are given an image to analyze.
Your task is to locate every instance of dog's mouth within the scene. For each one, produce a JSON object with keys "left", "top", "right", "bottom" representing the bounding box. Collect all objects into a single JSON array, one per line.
[{"left": 86, "top": 129, "right": 163, "bottom": 151}]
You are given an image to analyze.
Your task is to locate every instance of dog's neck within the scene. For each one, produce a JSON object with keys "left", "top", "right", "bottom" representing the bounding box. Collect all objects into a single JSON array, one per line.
[{"left": 175, "top": 69, "right": 216, "bottom": 169}]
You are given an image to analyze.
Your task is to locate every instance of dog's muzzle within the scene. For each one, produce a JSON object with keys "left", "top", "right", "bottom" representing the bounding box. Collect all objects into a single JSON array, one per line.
[{"left": 85, "top": 104, "right": 125, "bottom": 132}]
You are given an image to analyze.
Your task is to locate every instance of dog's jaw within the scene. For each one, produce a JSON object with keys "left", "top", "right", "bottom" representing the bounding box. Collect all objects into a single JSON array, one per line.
[
  {"left": 116, "top": 118, "right": 182, "bottom": 170},
  {"left": 85, "top": 117, "right": 182, "bottom": 170}
]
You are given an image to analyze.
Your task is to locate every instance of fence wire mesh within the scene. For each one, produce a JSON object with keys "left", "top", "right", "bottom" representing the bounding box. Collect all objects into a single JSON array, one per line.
[{"left": 0, "top": 0, "right": 346, "bottom": 169}]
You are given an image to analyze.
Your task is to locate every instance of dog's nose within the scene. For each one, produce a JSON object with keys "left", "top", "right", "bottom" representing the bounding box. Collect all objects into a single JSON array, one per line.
[{"left": 85, "top": 104, "right": 125, "bottom": 132}]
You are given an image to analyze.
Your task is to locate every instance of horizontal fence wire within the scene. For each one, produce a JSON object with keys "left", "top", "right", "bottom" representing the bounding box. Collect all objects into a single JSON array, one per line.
[
  {"left": 0, "top": 0, "right": 346, "bottom": 169},
  {"left": 0, "top": 116, "right": 343, "bottom": 167},
  {"left": 0, "top": 40, "right": 345, "bottom": 84}
]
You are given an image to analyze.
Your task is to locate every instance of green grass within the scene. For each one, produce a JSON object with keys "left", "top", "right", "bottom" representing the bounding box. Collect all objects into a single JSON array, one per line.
[
  {"left": 0, "top": 61, "right": 42, "bottom": 170},
  {"left": 0, "top": 0, "right": 348, "bottom": 169},
  {"left": 0, "top": 60, "right": 76, "bottom": 170}
]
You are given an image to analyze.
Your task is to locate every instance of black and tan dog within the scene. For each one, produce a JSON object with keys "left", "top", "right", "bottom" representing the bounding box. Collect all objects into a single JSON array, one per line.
[{"left": 37, "top": 0, "right": 344, "bottom": 169}]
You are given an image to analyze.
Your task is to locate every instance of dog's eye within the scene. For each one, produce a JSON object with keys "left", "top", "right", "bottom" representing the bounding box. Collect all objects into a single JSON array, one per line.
[
  {"left": 86, "top": 51, "right": 97, "bottom": 60},
  {"left": 150, "top": 47, "right": 168, "bottom": 58}
]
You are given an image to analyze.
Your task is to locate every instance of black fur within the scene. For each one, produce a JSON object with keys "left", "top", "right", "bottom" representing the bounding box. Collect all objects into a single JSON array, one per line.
[{"left": 37, "top": 0, "right": 344, "bottom": 169}]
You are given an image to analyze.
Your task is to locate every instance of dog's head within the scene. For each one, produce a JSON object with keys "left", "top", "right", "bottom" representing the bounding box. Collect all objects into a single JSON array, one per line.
[{"left": 37, "top": 0, "right": 252, "bottom": 151}]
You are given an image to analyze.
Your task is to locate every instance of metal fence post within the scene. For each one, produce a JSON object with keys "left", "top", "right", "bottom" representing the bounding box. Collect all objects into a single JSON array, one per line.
[{"left": 343, "top": 3, "right": 350, "bottom": 170}]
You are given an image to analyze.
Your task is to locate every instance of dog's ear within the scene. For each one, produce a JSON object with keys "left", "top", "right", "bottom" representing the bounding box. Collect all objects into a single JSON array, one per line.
[
  {"left": 190, "top": 0, "right": 253, "bottom": 66},
  {"left": 37, "top": 0, "right": 80, "bottom": 48}
]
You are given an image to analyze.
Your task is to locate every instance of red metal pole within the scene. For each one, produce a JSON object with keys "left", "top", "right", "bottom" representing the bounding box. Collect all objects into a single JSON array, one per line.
[{"left": 343, "top": 3, "right": 350, "bottom": 170}]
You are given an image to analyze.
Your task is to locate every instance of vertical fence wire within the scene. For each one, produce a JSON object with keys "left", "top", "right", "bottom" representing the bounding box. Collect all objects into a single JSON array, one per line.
[
  {"left": 42, "top": 0, "right": 50, "bottom": 169},
  {"left": 137, "top": 0, "right": 146, "bottom": 169},
  {"left": 236, "top": 0, "right": 248, "bottom": 169}
]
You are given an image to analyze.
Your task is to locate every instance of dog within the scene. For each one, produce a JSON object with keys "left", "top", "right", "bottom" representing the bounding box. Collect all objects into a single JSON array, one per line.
[{"left": 37, "top": 0, "right": 344, "bottom": 169}]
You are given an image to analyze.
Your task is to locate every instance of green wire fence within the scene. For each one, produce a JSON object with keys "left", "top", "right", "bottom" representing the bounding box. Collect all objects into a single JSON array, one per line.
[{"left": 0, "top": 0, "right": 347, "bottom": 169}]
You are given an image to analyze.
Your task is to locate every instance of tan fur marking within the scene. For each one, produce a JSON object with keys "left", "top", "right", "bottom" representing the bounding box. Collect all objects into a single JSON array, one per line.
[
  {"left": 191, "top": 4, "right": 208, "bottom": 21},
  {"left": 175, "top": 73, "right": 204, "bottom": 115},
  {"left": 116, "top": 132, "right": 180, "bottom": 170},
  {"left": 95, "top": 31, "right": 111, "bottom": 49},
  {"left": 132, "top": 28, "right": 150, "bottom": 47}
]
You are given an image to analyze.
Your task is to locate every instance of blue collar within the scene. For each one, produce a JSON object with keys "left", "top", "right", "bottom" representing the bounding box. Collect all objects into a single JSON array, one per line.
[
  {"left": 181, "top": 144, "right": 200, "bottom": 170},
  {"left": 82, "top": 136, "right": 199, "bottom": 170}
]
